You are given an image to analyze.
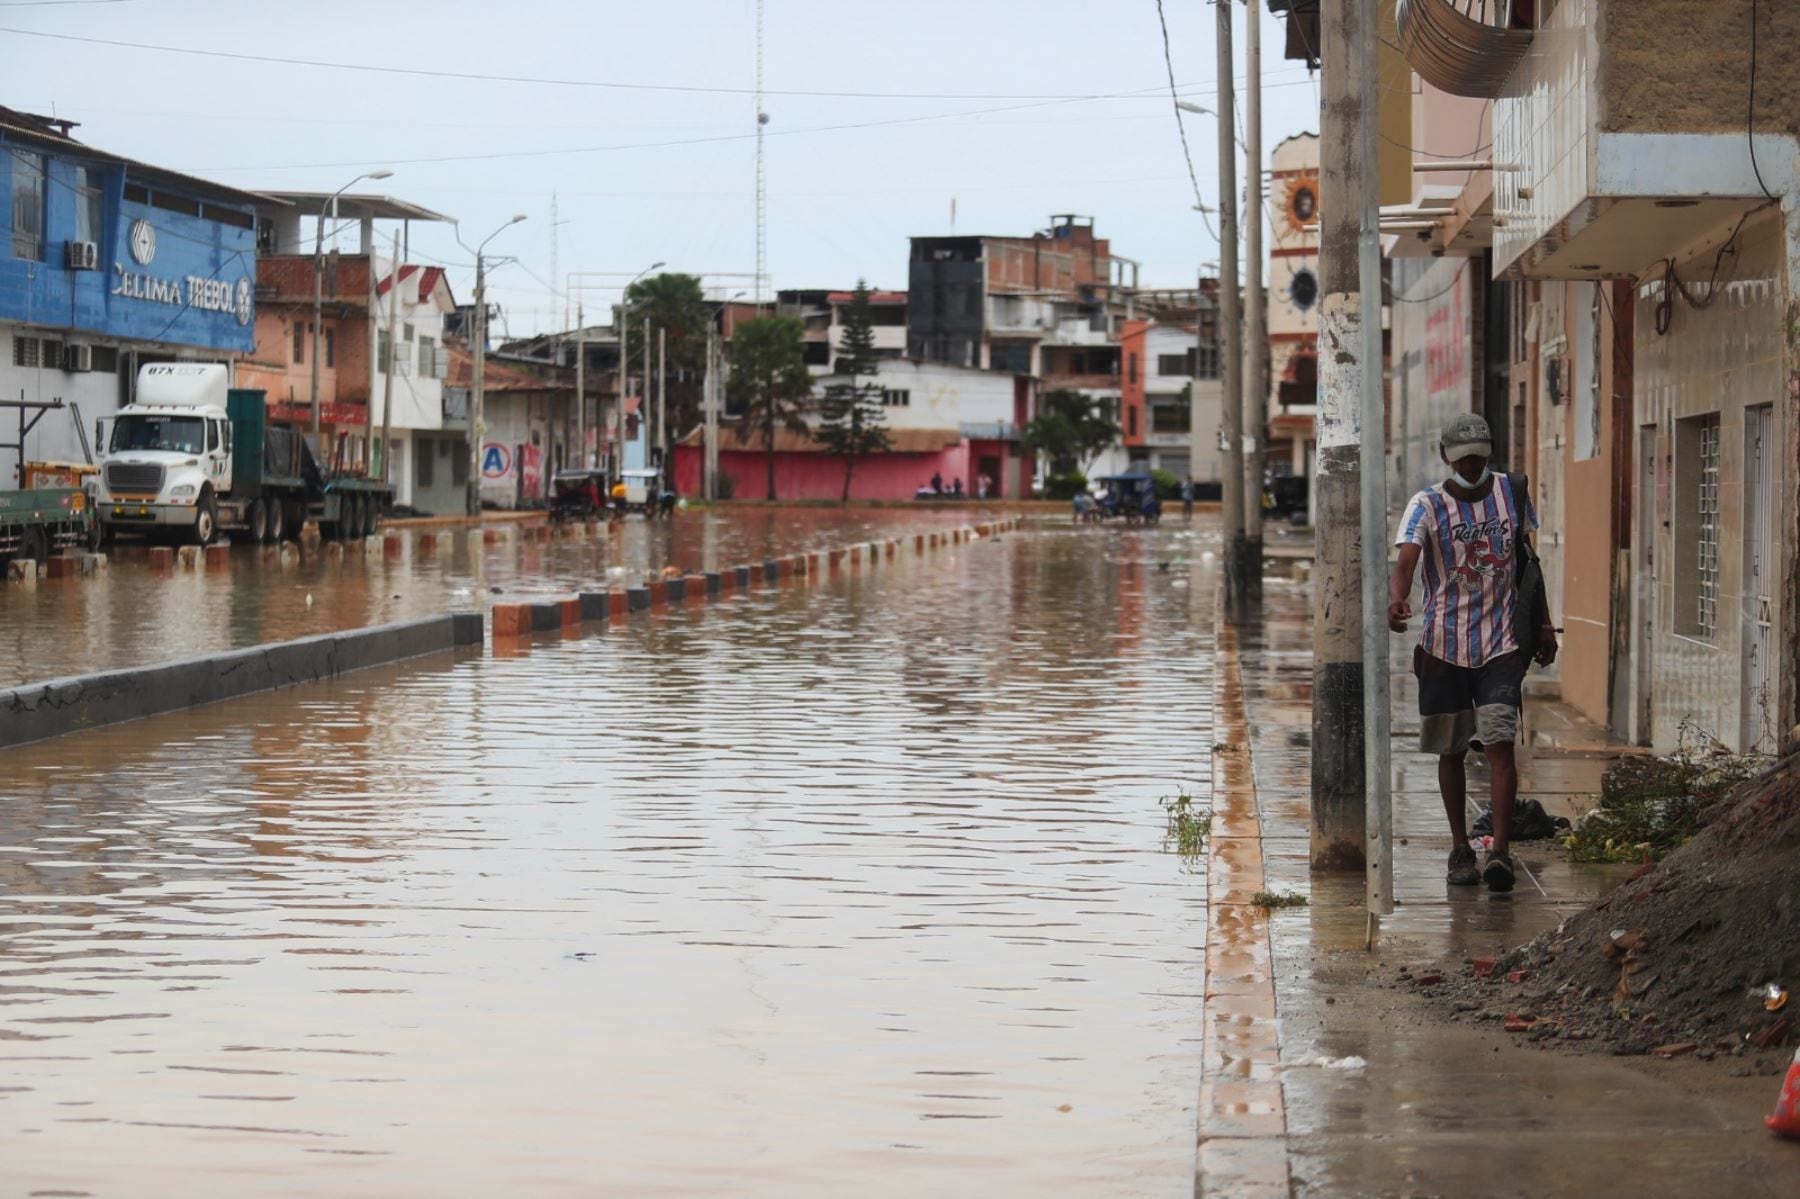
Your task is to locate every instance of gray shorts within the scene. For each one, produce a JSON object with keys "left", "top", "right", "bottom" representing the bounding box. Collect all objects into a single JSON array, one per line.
[{"left": 1413, "top": 646, "right": 1527, "bottom": 756}]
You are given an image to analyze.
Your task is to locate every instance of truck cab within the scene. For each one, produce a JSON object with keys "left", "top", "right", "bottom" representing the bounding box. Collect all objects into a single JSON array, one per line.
[{"left": 96, "top": 364, "right": 233, "bottom": 543}]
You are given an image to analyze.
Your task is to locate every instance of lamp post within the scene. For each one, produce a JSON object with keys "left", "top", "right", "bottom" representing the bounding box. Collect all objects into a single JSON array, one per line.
[
  {"left": 464, "top": 214, "right": 529, "bottom": 517},
  {"left": 612, "top": 260, "right": 664, "bottom": 483},
  {"left": 310, "top": 169, "right": 393, "bottom": 449}
]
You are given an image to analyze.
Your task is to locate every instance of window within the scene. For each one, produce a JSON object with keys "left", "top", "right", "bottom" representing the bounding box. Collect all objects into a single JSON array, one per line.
[
  {"left": 74, "top": 165, "right": 103, "bottom": 246},
  {"left": 90, "top": 345, "right": 119, "bottom": 373},
  {"left": 964, "top": 286, "right": 980, "bottom": 317},
  {"left": 292, "top": 322, "right": 306, "bottom": 364},
  {"left": 41, "top": 338, "right": 62, "bottom": 369},
  {"left": 1674, "top": 413, "right": 1722, "bottom": 639},
  {"left": 417, "top": 438, "right": 435, "bottom": 487},
  {"left": 1151, "top": 401, "right": 1190, "bottom": 435},
  {"left": 882, "top": 388, "right": 910, "bottom": 407},
  {"left": 11, "top": 335, "right": 40, "bottom": 368},
  {"left": 1127, "top": 353, "right": 1138, "bottom": 385},
  {"left": 122, "top": 182, "right": 149, "bottom": 205},
  {"left": 149, "top": 190, "right": 200, "bottom": 218},
  {"left": 325, "top": 327, "right": 336, "bottom": 368},
  {"left": 403, "top": 323, "right": 415, "bottom": 343},
  {"left": 1128, "top": 407, "right": 1138, "bottom": 437},
  {"left": 450, "top": 437, "right": 469, "bottom": 485},
  {"left": 203, "top": 203, "right": 254, "bottom": 231},
  {"left": 418, "top": 335, "right": 437, "bottom": 378},
  {"left": 11, "top": 151, "right": 45, "bottom": 260},
  {"left": 1195, "top": 343, "right": 1220, "bottom": 380},
  {"left": 1157, "top": 353, "right": 1187, "bottom": 376},
  {"left": 990, "top": 341, "right": 1031, "bottom": 374}
]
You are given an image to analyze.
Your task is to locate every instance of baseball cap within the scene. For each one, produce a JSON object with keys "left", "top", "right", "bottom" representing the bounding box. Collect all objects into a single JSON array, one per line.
[{"left": 1441, "top": 413, "right": 1493, "bottom": 461}]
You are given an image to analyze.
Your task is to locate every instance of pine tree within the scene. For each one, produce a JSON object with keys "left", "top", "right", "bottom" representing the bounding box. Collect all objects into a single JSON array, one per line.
[{"left": 813, "top": 280, "right": 892, "bottom": 502}]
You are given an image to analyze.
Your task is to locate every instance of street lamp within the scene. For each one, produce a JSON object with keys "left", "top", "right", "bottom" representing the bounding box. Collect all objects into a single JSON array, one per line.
[
  {"left": 310, "top": 169, "right": 393, "bottom": 447},
  {"left": 1174, "top": 100, "right": 1213, "bottom": 116},
  {"left": 464, "top": 214, "right": 528, "bottom": 517}
]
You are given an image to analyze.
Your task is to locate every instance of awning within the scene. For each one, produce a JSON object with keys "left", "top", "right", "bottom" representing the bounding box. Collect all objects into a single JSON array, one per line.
[{"left": 1393, "top": 0, "right": 1532, "bottom": 100}]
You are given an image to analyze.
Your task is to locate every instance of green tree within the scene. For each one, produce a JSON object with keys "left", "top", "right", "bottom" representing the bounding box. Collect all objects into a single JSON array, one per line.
[
  {"left": 1023, "top": 389, "right": 1120, "bottom": 477},
  {"left": 813, "top": 280, "right": 892, "bottom": 502},
  {"left": 623, "top": 272, "right": 711, "bottom": 455},
  {"left": 728, "top": 315, "right": 813, "bottom": 500}
]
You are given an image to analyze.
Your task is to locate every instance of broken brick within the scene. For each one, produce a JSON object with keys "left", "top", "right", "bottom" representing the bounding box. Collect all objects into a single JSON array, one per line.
[
  {"left": 1473, "top": 956, "right": 1498, "bottom": 979},
  {"left": 1650, "top": 1041, "right": 1697, "bottom": 1058}
]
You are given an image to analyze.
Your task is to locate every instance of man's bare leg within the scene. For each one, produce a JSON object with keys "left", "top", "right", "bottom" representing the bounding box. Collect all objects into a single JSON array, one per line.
[
  {"left": 1483, "top": 741, "right": 1517, "bottom": 857},
  {"left": 1439, "top": 753, "right": 1469, "bottom": 847}
]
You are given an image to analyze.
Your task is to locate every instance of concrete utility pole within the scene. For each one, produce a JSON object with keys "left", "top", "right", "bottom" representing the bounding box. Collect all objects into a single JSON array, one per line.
[
  {"left": 465, "top": 214, "right": 527, "bottom": 517},
  {"left": 1312, "top": 0, "right": 1370, "bottom": 871},
  {"left": 379, "top": 228, "right": 401, "bottom": 482},
  {"left": 642, "top": 316, "right": 651, "bottom": 465},
  {"left": 1243, "top": 1, "right": 1266, "bottom": 606},
  {"left": 1354, "top": 0, "right": 1393, "bottom": 918},
  {"left": 657, "top": 326, "right": 667, "bottom": 477},
  {"left": 467, "top": 253, "right": 486, "bottom": 517},
  {"left": 617, "top": 308, "right": 628, "bottom": 481},
  {"left": 705, "top": 324, "right": 722, "bottom": 500},
  {"left": 575, "top": 302, "right": 586, "bottom": 469},
  {"left": 1216, "top": 0, "right": 1247, "bottom": 623}
]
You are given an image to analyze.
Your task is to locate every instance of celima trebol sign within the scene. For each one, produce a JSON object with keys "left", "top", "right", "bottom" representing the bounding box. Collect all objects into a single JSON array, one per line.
[{"left": 113, "top": 218, "right": 251, "bottom": 326}]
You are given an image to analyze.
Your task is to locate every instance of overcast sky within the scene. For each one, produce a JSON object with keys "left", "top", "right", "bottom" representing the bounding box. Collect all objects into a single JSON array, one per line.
[{"left": 3, "top": 0, "right": 1321, "bottom": 339}]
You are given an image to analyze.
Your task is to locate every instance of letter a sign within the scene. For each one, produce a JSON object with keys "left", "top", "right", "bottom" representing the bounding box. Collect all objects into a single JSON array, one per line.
[{"left": 481, "top": 442, "right": 512, "bottom": 479}]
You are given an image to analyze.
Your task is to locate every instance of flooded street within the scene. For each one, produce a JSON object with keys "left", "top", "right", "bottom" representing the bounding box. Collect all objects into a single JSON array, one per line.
[
  {"left": 1, "top": 519, "right": 1220, "bottom": 1196},
  {"left": 0, "top": 508, "right": 988, "bottom": 689}
]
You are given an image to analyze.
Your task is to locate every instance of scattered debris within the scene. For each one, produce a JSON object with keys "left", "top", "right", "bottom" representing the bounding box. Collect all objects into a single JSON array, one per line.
[
  {"left": 1284, "top": 1055, "right": 1367, "bottom": 1071},
  {"left": 1650, "top": 1041, "right": 1697, "bottom": 1058},
  {"left": 1159, "top": 791, "right": 1211, "bottom": 869},
  {"left": 1250, "top": 890, "right": 1308, "bottom": 910},
  {"left": 1423, "top": 750, "right": 1800, "bottom": 1062}
]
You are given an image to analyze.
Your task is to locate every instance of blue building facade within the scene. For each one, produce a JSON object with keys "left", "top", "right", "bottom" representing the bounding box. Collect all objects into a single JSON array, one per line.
[{"left": 1, "top": 118, "right": 258, "bottom": 355}]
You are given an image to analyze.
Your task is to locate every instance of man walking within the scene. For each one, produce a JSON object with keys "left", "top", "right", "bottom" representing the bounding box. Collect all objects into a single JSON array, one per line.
[
  {"left": 1180, "top": 475, "right": 1195, "bottom": 520},
  {"left": 1387, "top": 414, "right": 1556, "bottom": 893}
]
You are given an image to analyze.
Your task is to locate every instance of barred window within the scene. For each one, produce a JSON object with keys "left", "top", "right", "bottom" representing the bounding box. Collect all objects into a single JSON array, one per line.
[{"left": 1674, "top": 413, "right": 1721, "bottom": 639}]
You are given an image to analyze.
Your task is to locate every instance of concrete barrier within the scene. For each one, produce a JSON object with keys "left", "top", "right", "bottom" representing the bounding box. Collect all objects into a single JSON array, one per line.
[
  {"left": 418, "top": 533, "right": 437, "bottom": 556},
  {"left": 45, "top": 555, "right": 77, "bottom": 580},
  {"left": 0, "top": 612, "right": 482, "bottom": 749},
  {"left": 665, "top": 577, "right": 685, "bottom": 603},
  {"left": 528, "top": 602, "right": 562, "bottom": 633},
  {"left": 609, "top": 591, "right": 629, "bottom": 620},
  {"left": 705, "top": 572, "right": 722, "bottom": 596},
  {"left": 579, "top": 591, "right": 609, "bottom": 622},
  {"left": 559, "top": 598, "right": 581, "bottom": 631},
  {"left": 734, "top": 565, "right": 752, "bottom": 590},
  {"left": 7, "top": 559, "right": 38, "bottom": 585},
  {"left": 684, "top": 575, "right": 707, "bottom": 604},
  {"left": 493, "top": 603, "right": 529, "bottom": 638},
  {"left": 628, "top": 586, "right": 650, "bottom": 612}
]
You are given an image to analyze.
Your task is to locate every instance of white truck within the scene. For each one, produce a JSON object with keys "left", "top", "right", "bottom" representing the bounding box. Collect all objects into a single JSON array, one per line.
[{"left": 95, "top": 363, "right": 391, "bottom": 545}]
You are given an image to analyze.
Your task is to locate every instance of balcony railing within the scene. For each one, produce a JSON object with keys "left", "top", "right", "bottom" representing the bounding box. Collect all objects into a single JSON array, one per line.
[{"left": 1394, "top": 0, "right": 1533, "bottom": 99}]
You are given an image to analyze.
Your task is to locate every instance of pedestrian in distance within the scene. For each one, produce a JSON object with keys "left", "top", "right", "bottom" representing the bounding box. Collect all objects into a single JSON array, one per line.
[
  {"left": 930, "top": 471, "right": 944, "bottom": 496},
  {"left": 1180, "top": 475, "right": 1195, "bottom": 520},
  {"left": 1387, "top": 413, "right": 1556, "bottom": 894}
]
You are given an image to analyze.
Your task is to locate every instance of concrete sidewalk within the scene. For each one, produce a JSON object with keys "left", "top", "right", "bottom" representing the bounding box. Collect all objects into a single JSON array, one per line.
[{"left": 1199, "top": 571, "right": 1796, "bottom": 1196}]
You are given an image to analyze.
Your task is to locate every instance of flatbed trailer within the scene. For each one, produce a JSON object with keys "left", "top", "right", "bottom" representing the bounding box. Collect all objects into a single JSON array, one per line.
[{"left": 0, "top": 487, "right": 92, "bottom": 567}]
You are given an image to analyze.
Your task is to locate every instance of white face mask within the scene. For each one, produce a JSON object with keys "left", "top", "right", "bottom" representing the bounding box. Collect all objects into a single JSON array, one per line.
[{"left": 1452, "top": 466, "right": 1492, "bottom": 490}]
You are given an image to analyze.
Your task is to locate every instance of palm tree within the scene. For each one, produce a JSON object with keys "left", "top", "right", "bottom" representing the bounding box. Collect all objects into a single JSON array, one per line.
[{"left": 728, "top": 316, "right": 813, "bottom": 500}]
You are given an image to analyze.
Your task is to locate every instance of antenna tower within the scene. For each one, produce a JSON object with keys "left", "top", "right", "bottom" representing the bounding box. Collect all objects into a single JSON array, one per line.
[{"left": 754, "top": 0, "right": 767, "bottom": 309}]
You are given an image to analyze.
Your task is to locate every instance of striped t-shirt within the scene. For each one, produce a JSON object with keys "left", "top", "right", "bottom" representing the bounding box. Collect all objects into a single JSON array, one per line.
[{"left": 1395, "top": 475, "right": 1537, "bottom": 667}]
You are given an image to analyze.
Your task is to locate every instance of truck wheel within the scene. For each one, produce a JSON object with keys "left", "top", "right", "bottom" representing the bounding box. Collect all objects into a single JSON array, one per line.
[
  {"left": 349, "top": 495, "right": 367, "bottom": 540},
  {"left": 191, "top": 488, "right": 218, "bottom": 546},
  {"left": 246, "top": 498, "right": 268, "bottom": 544},
  {"left": 264, "top": 497, "right": 285, "bottom": 544},
  {"left": 283, "top": 500, "right": 305, "bottom": 542}
]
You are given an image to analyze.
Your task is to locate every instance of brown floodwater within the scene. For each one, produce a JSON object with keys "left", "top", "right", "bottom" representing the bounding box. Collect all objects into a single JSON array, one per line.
[
  {"left": 0, "top": 519, "right": 1220, "bottom": 1196},
  {"left": 0, "top": 507, "right": 989, "bottom": 689}
]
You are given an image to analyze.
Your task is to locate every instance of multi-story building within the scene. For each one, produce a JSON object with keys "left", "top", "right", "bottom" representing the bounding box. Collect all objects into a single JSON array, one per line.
[
  {"left": 243, "top": 193, "right": 456, "bottom": 508},
  {"left": 1264, "top": 132, "right": 1324, "bottom": 493},
  {"left": 776, "top": 287, "right": 907, "bottom": 372},
  {"left": 0, "top": 107, "right": 260, "bottom": 477},
  {"left": 906, "top": 214, "right": 1138, "bottom": 374},
  {"left": 1383, "top": 0, "right": 1800, "bottom": 754},
  {"left": 1118, "top": 308, "right": 1224, "bottom": 490}
]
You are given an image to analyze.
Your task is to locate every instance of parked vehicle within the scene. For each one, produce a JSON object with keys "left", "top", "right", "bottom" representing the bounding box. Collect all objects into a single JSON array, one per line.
[
  {"left": 95, "top": 364, "right": 392, "bottom": 544},
  {"left": 548, "top": 468, "right": 609, "bottom": 524},
  {"left": 0, "top": 485, "right": 93, "bottom": 569}
]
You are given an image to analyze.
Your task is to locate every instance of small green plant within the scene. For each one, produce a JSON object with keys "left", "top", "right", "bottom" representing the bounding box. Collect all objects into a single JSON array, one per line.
[
  {"left": 1564, "top": 727, "right": 1767, "bottom": 864},
  {"left": 1160, "top": 790, "right": 1212, "bottom": 867},
  {"left": 1250, "top": 890, "right": 1308, "bottom": 910}
]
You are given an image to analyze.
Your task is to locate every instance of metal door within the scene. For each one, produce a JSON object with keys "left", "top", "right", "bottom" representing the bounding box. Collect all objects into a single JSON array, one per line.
[
  {"left": 1635, "top": 426, "right": 1656, "bottom": 746},
  {"left": 1742, "top": 405, "right": 1775, "bottom": 753}
]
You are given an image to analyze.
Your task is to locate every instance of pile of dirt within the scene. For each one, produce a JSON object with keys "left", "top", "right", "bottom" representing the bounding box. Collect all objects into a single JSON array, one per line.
[{"left": 1424, "top": 752, "right": 1800, "bottom": 1066}]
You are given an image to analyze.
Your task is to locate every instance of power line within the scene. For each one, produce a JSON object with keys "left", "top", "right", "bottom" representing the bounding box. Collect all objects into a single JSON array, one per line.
[
  {"left": 1154, "top": 0, "right": 1218, "bottom": 242},
  {"left": 0, "top": 24, "right": 1299, "bottom": 103},
  {"left": 184, "top": 86, "right": 1223, "bottom": 174}
]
